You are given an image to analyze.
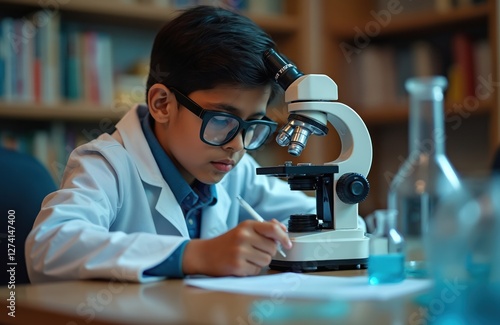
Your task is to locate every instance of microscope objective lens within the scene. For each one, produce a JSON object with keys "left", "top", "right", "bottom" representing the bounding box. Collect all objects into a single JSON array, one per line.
[{"left": 276, "top": 132, "right": 291, "bottom": 146}]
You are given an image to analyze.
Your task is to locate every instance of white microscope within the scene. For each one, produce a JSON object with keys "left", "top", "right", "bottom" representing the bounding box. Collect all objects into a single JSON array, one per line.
[{"left": 259, "top": 49, "right": 373, "bottom": 271}]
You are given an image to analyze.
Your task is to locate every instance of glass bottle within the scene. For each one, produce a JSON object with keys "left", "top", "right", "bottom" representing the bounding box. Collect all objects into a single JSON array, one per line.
[
  {"left": 387, "top": 76, "right": 461, "bottom": 278},
  {"left": 425, "top": 177, "right": 500, "bottom": 324},
  {"left": 367, "top": 209, "right": 405, "bottom": 285}
]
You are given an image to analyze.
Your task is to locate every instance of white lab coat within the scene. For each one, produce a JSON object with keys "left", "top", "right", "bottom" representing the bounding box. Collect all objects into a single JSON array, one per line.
[{"left": 26, "top": 105, "right": 320, "bottom": 283}]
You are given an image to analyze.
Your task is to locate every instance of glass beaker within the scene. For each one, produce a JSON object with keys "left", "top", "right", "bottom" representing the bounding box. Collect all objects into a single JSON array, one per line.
[{"left": 366, "top": 209, "right": 405, "bottom": 285}]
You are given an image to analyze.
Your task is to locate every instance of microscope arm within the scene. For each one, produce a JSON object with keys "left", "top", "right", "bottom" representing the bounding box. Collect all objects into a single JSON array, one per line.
[
  {"left": 283, "top": 74, "right": 373, "bottom": 230},
  {"left": 286, "top": 100, "right": 373, "bottom": 176}
]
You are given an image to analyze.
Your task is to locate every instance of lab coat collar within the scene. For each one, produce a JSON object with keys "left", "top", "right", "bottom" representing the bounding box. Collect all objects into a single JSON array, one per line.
[
  {"left": 115, "top": 105, "right": 164, "bottom": 188},
  {"left": 114, "top": 105, "right": 189, "bottom": 238},
  {"left": 114, "top": 105, "right": 233, "bottom": 239}
]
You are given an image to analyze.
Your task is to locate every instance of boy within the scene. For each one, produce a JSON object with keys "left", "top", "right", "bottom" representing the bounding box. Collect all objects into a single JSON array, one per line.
[{"left": 26, "top": 5, "right": 317, "bottom": 283}]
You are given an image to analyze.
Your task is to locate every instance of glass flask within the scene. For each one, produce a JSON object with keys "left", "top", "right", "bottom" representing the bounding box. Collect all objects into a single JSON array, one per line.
[
  {"left": 366, "top": 209, "right": 405, "bottom": 285},
  {"left": 425, "top": 177, "right": 500, "bottom": 324},
  {"left": 387, "top": 76, "right": 461, "bottom": 278}
]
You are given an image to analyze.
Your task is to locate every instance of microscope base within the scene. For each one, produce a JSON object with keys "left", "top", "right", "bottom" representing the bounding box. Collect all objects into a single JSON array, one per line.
[
  {"left": 269, "top": 228, "right": 369, "bottom": 272},
  {"left": 269, "top": 258, "right": 368, "bottom": 272}
]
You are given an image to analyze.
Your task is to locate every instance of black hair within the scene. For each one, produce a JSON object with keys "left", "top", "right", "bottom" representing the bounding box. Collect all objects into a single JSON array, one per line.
[{"left": 145, "top": 5, "right": 280, "bottom": 103}]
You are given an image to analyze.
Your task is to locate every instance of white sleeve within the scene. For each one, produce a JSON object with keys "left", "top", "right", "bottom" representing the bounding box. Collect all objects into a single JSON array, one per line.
[{"left": 26, "top": 144, "right": 185, "bottom": 283}]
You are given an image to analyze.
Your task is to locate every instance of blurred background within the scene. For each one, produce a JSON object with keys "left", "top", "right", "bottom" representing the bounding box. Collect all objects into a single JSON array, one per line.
[{"left": 0, "top": 0, "right": 498, "bottom": 216}]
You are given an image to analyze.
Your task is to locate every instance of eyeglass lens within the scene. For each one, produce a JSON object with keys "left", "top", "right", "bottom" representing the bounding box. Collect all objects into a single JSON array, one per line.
[{"left": 202, "top": 115, "right": 271, "bottom": 150}]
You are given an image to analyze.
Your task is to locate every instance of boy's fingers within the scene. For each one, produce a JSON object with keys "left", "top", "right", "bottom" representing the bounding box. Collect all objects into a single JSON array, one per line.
[
  {"left": 253, "top": 221, "right": 292, "bottom": 250},
  {"left": 269, "top": 219, "right": 291, "bottom": 249},
  {"left": 245, "top": 248, "right": 273, "bottom": 268},
  {"left": 271, "top": 218, "right": 287, "bottom": 232}
]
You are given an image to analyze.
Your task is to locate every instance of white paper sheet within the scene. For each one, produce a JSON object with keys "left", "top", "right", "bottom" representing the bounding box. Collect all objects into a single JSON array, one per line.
[{"left": 184, "top": 273, "right": 432, "bottom": 301}]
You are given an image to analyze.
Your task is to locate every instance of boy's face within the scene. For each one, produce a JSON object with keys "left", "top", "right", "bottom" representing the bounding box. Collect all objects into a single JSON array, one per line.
[{"left": 149, "top": 85, "right": 272, "bottom": 185}]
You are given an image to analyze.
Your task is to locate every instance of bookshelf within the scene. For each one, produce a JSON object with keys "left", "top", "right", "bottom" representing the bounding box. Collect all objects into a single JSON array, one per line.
[
  {"left": 322, "top": 0, "right": 499, "bottom": 215},
  {"left": 0, "top": 0, "right": 299, "bottom": 33},
  {"left": 4, "top": 0, "right": 496, "bottom": 218},
  {"left": 0, "top": 0, "right": 318, "bottom": 182},
  {"left": 358, "top": 99, "right": 492, "bottom": 126},
  {"left": 0, "top": 102, "right": 125, "bottom": 121},
  {"left": 331, "top": 2, "right": 492, "bottom": 39}
]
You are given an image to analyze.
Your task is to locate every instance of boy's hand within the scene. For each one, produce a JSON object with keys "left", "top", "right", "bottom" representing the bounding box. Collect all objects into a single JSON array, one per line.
[{"left": 182, "top": 219, "right": 292, "bottom": 276}]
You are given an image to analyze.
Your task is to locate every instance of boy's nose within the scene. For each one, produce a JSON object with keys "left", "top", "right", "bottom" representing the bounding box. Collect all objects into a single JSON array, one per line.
[{"left": 222, "top": 131, "right": 245, "bottom": 152}]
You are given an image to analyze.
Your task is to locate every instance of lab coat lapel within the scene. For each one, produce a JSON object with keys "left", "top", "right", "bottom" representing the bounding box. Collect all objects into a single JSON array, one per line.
[
  {"left": 115, "top": 105, "right": 189, "bottom": 238},
  {"left": 200, "top": 183, "right": 230, "bottom": 238},
  {"left": 154, "top": 187, "right": 189, "bottom": 238}
]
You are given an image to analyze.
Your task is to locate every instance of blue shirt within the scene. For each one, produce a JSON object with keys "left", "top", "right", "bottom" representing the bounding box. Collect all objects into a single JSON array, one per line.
[{"left": 141, "top": 109, "right": 216, "bottom": 278}]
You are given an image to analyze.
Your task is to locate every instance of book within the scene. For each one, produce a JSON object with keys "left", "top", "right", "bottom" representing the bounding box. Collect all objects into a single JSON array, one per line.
[
  {"left": 411, "top": 41, "right": 436, "bottom": 78},
  {"left": 356, "top": 45, "right": 396, "bottom": 109},
  {"left": 472, "top": 39, "right": 491, "bottom": 100},
  {"left": 0, "top": 19, "right": 5, "bottom": 98},
  {"left": 82, "top": 31, "right": 99, "bottom": 104},
  {"left": 451, "top": 33, "right": 476, "bottom": 99},
  {"left": 394, "top": 45, "right": 413, "bottom": 104},
  {"left": 95, "top": 33, "right": 114, "bottom": 105},
  {"left": 1, "top": 18, "right": 15, "bottom": 101},
  {"left": 64, "top": 25, "right": 84, "bottom": 101},
  {"left": 39, "top": 11, "right": 61, "bottom": 104},
  {"left": 435, "top": 0, "right": 454, "bottom": 12},
  {"left": 446, "top": 63, "right": 464, "bottom": 103},
  {"left": 18, "top": 19, "right": 35, "bottom": 103}
]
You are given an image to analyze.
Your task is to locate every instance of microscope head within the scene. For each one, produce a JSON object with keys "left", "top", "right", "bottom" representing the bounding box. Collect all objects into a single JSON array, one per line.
[
  {"left": 264, "top": 49, "right": 335, "bottom": 156},
  {"left": 275, "top": 114, "right": 329, "bottom": 156}
]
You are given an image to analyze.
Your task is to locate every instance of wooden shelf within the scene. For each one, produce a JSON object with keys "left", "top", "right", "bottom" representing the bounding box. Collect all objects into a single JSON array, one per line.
[
  {"left": 0, "top": 102, "right": 128, "bottom": 122},
  {"left": 263, "top": 99, "right": 492, "bottom": 128},
  {"left": 358, "top": 100, "right": 492, "bottom": 127},
  {"left": 332, "top": 2, "right": 491, "bottom": 40},
  {"left": 0, "top": 0, "right": 299, "bottom": 35},
  {"left": 248, "top": 14, "right": 299, "bottom": 35}
]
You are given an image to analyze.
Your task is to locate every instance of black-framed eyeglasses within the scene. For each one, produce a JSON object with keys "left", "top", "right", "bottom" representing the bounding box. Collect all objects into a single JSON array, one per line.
[{"left": 170, "top": 87, "right": 278, "bottom": 151}]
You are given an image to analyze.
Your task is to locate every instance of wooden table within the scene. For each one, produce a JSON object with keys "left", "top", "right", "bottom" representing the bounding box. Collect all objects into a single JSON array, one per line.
[{"left": 0, "top": 269, "right": 428, "bottom": 325}]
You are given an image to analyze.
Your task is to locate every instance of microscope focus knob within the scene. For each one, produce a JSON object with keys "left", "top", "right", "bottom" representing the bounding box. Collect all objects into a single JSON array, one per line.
[{"left": 336, "top": 173, "right": 370, "bottom": 204}]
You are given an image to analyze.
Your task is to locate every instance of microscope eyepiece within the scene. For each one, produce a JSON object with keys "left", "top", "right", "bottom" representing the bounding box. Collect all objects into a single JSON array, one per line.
[
  {"left": 264, "top": 50, "right": 329, "bottom": 157},
  {"left": 264, "top": 48, "right": 303, "bottom": 91}
]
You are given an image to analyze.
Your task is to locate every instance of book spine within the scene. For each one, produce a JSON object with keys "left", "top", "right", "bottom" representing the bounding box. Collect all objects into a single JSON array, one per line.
[
  {"left": 2, "top": 18, "right": 15, "bottom": 101},
  {"left": 40, "top": 11, "right": 61, "bottom": 104},
  {"left": 95, "top": 34, "right": 114, "bottom": 106}
]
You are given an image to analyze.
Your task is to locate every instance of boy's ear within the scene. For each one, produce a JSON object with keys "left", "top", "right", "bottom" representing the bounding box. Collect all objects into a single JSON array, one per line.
[{"left": 148, "top": 84, "right": 174, "bottom": 123}]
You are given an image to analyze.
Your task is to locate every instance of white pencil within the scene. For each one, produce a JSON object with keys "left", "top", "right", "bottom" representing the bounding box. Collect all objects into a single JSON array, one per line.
[{"left": 236, "top": 195, "right": 287, "bottom": 258}]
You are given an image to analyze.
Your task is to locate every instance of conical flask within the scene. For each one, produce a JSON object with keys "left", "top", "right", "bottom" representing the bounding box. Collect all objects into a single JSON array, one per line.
[{"left": 387, "top": 76, "right": 461, "bottom": 278}]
